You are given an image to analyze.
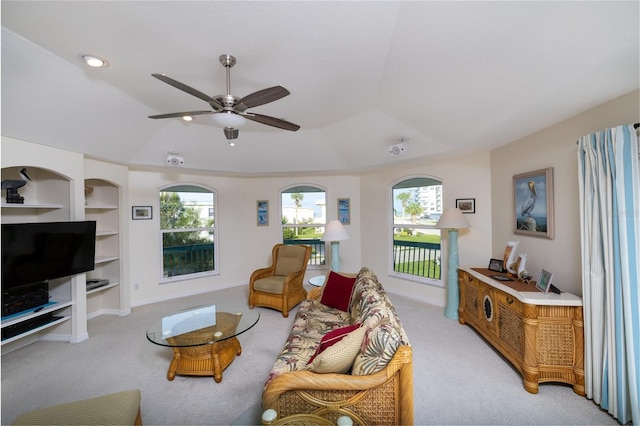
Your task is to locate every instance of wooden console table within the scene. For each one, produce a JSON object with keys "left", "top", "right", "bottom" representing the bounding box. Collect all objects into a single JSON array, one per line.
[{"left": 458, "top": 267, "right": 584, "bottom": 395}]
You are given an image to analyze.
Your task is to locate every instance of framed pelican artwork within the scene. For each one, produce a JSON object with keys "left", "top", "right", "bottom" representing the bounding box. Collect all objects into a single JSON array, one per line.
[{"left": 513, "top": 167, "right": 554, "bottom": 239}]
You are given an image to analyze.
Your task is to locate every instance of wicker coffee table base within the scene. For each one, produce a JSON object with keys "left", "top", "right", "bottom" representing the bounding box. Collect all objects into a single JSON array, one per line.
[{"left": 167, "top": 336, "right": 242, "bottom": 382}]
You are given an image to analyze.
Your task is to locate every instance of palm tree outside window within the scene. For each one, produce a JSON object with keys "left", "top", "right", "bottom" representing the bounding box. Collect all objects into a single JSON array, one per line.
[{"left": 281, "top": 185, "right": 326, "bottom": 268}]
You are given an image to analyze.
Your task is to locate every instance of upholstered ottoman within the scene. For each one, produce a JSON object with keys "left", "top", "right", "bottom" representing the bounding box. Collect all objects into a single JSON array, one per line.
[{"left": 12, "top": 389, "right": 142, "bottom": 425}]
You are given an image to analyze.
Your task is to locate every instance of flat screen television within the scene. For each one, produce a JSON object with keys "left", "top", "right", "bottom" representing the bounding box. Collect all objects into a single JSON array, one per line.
[{"left": 1, "top": 221, "right": 97, "bottom": 291}]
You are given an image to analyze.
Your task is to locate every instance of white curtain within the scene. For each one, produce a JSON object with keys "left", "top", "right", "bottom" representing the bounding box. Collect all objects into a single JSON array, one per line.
[{"left": 577, "top": 124, "right": 640, "bottom": 425}]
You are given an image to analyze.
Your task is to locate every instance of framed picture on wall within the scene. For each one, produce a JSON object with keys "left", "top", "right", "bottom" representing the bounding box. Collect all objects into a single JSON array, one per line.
[
  {"left": 513, "top": 167, "right": 554, "bottom": 239},
  {"left": 257, "top": 200, "right": 269, "bottom": 226},
  {"left": 338, "top": 198, "right": 350, "bottom": 225},
  {"left": 132, "top": 206, "right": 152, "bottom": 220},
  {"left": 456, "top": 198, "right": 475, "bottom": 214}
]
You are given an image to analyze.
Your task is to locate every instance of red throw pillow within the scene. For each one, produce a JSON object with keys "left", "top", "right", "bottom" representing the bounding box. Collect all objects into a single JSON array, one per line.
[
  {"left": 307, "top": 324, "right": 361, "bottom": 365},
  {"left": 320, "top": 271, "right": 357, "bottom": 312}
]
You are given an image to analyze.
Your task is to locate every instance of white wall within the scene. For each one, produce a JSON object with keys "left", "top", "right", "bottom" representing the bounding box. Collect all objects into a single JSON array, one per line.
[
  {"left": 128, "top": 170, "right": 361, "bottom": 305},
  {"left": 360, "top": 152, "right": 493, "bottom": 306},
  {"left": 4, "top": 90, "right": 636, "bottom": 310},
  {"left": 490, "top": 90, "right": 639, "bottom": 296}
]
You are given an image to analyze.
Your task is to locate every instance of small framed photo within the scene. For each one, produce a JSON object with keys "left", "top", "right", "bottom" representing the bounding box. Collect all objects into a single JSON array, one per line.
[
  {"left": 536, "top": 269, "right": 553, "bottom": 293},
  {"left": 488, "top": 258, "right": 504, "bottom": 272},
  {"left": 456, "top": 198, "right": 475, "bottom": 214},
  {"left": 338, "top": 198, "right": 350, "bottom": 225},
  {"left": 257, "top": 200, "right": 269, "bottom": 226},
  {"left": 132, "top": 206, "right": 152, "bottom": 220}
]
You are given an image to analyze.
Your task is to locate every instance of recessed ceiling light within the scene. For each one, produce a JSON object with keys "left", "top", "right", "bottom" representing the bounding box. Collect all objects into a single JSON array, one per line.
[
  {"left": 182, "top": 116, "right": 193, "bottom": 122},
  {"left": 82, "top": 55, "right": 109, "bottom": 68}
]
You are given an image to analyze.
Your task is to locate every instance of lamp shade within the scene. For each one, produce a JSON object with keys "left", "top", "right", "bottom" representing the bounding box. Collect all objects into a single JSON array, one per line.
[
  {"left": 321, "top": 220, "right": 350, "bottom": 241},
  {"left": 211, "top": 112, "right": 247, "bottom": 128},
  {"left": 435, "top": 208, "right": 471, "bottom": 229}
]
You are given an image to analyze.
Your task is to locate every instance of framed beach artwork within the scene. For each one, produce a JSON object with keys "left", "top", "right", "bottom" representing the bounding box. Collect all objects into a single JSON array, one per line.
[
  {"left": 513, "top": 167, "right": 554, "bottom": 239},
  {"left": 338, "top": 198, "right": 350, "bottom": 225},
  {"left": 257, "top": 200, "right": 269, "bottom": 226}
]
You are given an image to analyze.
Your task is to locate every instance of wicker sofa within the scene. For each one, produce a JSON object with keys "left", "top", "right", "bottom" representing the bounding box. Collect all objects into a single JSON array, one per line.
[{"left": 262, "top": 267, "right": 413, "bottom": 425}]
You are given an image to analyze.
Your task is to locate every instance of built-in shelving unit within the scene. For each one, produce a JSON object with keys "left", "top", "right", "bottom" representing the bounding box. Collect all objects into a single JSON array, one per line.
[
  {"left": 1, "top": 141, "right": 131, "bottom": 352},
  {"left": 1, "top": 167, "right": 75, "bottom": 347},
  {"left": 1, "top": 301, "right": 73, "bottom": 345},
  {"left": 84, "top": 177, "right": 125, "bottom": 318},
  {"left": 83, "top": 159, "right": 131, "bottom": 322}
]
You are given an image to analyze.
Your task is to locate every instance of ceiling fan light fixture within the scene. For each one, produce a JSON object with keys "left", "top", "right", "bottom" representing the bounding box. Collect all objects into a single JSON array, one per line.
[
  {"left": 212, "top": 112, "right": 247, "bottom": 128},
  {"left": 82, "top": 55, "right": 108, "bottom": 68},
  {"left": 224, "top": 127, "right": 239, "bottom": 140}
]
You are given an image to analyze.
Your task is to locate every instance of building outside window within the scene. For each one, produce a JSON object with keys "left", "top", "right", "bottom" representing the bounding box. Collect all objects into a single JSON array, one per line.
[
  {"left": 391, "top": 177, "right": 443, "bottom": 285},
  {"left": 159, "top": 184, "right": 217, "bottom": 281},
  {"left": 281, "top": 185, "right": 326, "bottom": 268}
]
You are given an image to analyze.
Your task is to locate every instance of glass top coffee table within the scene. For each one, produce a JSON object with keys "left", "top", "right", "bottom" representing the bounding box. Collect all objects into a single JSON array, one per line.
[{"left": 146, "top": 304, "right": 259, "bottom": 382}]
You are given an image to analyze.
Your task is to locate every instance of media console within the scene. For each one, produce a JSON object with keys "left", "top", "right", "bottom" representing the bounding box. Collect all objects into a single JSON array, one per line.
[{"left": 458, "top": 267, "right": 584, "bottom": 395}]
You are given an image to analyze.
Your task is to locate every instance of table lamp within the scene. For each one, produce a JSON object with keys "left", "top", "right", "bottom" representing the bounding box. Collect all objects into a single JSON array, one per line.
[
  {"left": 436, "top": 208, "right": 471, "bottom": 320},
  {"left": 321, "top": 220, "right": 350, "bottom": 271}
]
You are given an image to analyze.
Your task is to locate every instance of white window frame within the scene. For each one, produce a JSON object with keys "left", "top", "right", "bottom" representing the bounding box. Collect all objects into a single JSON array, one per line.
[
  {"left": 159, "top": 183, "right": 218, "bottom": 283},
  {"left": 389, "top": 175, "right": 443, "bottom": 287}
]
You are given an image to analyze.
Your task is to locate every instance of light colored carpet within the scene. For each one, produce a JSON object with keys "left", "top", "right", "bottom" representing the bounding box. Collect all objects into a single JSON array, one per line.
[{"left": 1, "top": 284, "right": 616, "bottom": 425}]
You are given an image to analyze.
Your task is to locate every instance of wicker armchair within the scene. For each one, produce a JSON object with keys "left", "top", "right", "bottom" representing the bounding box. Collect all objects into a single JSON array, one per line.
[{"left": 249, "top": 244, "right": 312, "bottom": 318}]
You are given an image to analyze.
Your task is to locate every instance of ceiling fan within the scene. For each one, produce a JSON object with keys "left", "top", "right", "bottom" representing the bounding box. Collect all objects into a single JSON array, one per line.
[{"left": 148, "top": 54, "right": 300, "bottom": 140}]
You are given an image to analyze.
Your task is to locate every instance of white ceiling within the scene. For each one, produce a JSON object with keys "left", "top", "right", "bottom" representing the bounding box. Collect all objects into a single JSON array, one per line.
[{"left": 2, "top": 1, "right": 638, "bottom": 176}]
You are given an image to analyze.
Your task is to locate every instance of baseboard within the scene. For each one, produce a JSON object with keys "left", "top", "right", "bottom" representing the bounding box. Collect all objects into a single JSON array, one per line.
[
  {"left": 87, "top": 308, "right": 126, "bottom": 320},
  {"left": 68, "top": 332, "right": 89, "bottom": 344},
  {"left": 130, "top": 281, "right": 248, "bottom": 308},
  {"left": 39, "top": 332, "right": 73, "bottom": 342},
  {"left": 386, "top": 287, "right": 445, "bottom": 308}
]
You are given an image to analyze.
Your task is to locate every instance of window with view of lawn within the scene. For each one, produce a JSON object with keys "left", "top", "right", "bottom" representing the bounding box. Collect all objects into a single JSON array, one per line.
[
  {"left": 281, "top": 185, "right": 326, "bottom": 269},
  {"left": 392, "top": 177, "right": 443, "bottom": 285},
  {"left": 159, "top": 184, "right": 217, "bottom": 281}
]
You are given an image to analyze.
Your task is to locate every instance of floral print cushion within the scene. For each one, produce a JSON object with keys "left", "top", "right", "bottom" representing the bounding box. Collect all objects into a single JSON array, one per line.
[
  {"left": 352, "top": 321, "right": 403, "bottom": 375},
  {"left": 264, "top": 299, "right": 350, "bottom": 389}
]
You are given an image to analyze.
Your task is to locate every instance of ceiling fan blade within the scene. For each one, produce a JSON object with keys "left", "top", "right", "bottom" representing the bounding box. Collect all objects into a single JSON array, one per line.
[
  {"left": 235, "top": 86, "right": 290, "bottom": 112},
  {"left": 152, "top": 74, "right": 224, "bottom": 111},
  {"left": 148, "top": 111, "right": 214, "bottom": 119},
  {"left": 244, "top": 113, "right": 300, "bottom": 131}
]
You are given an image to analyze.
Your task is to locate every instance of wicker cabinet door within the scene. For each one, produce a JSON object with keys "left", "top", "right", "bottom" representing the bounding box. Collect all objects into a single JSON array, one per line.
[{"left": 496, "top": 293, "right": 525, "bottom": 363}]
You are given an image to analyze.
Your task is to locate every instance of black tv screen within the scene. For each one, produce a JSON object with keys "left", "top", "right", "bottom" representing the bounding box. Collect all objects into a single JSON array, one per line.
[{"left": 2, "top": 221, "right": 96, "bottom": 290}]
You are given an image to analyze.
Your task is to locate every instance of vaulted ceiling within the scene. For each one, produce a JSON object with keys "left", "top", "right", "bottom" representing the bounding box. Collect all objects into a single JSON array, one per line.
[{"left": 2, "top": 1, "right": 638, "bottom": 176}]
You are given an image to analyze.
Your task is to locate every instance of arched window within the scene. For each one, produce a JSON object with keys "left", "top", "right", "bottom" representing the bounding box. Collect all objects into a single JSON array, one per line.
[
  {"left": 391, "top": 176, "right": 443, "bottom": 286},
  {"left": 159, "top": 184, "right": 217, "bottom": 281},
  {"left": 280, "top": 185, "right": 326, "bottom": 268}
]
